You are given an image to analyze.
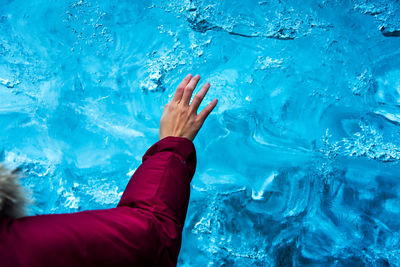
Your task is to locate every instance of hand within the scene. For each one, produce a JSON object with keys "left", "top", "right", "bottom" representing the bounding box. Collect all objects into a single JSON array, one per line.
[{"left": 159, "top": 74, "right": 218, "bottom": 141}]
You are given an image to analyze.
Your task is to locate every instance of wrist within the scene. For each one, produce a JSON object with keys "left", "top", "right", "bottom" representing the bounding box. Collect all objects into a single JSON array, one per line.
[{"left": 159, "top": 135, "right": 192, "bottom": 142}]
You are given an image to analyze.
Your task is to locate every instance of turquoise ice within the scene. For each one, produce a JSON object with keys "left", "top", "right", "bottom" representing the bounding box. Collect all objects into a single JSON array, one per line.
[{"left": 1, "top": 0, "right": 400, "bottom": 265}]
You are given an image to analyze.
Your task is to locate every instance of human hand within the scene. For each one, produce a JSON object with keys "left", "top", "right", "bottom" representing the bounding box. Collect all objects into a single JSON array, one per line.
[{"left": 159, "top": 74, "right": 218, "bottom": 141}]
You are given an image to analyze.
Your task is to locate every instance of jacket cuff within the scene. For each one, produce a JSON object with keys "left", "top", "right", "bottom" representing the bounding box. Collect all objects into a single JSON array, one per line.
[{"left": 143, "top": 136, "right": 197, "bottom": 180}]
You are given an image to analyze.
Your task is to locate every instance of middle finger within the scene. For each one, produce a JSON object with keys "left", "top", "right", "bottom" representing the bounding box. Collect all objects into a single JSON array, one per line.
[{"left": 181, "top": 75, "right": 200, "bottom": 106}]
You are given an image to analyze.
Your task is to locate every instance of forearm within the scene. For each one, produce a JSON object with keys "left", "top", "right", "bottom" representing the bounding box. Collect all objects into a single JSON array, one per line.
[{"left": 118, "top": 136, "right": 197, "bottom": 225}]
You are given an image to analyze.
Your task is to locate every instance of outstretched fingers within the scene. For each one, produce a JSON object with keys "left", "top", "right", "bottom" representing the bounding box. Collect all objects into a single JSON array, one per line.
[
  {"left": 190, "top": 82, "right": 210, "bottom": 114},
  {"left": 197, "top": 99, "right": 218, "bottom": 124},
  {"left": 172, "top": 74, "right": 192, "bottom": 103}
]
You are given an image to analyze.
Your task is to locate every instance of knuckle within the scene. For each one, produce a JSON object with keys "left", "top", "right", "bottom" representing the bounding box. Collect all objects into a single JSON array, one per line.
[
  {"left": 179, "top": 107, "right": 187, "bottom": 114},
  {"left": 195, "top": 116, "right": 203, "bottom": 124},
  {"left": 190, "top": 115, "right": 197, "bottom": 122},
  {"left": 168, "top": 103, "right": 177, "bottom": 110},
  {"left": 193, "top": 94, "right": 202, "bottom": 102}
]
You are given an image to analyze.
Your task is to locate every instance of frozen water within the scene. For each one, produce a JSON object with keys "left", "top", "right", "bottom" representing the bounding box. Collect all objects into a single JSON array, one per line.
[{"left": 1, "top": 0, "right": 400, "bottom": 265}]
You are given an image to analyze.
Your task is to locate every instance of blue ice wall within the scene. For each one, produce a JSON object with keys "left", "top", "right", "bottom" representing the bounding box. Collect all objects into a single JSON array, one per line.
[{"left": 1, "top": 0, "right": 400, "bottom": 265}]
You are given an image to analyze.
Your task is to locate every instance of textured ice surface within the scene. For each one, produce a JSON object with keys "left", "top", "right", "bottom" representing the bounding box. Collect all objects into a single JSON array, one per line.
[{"left": 1, "top": 0, "right": 400, "bottom": 265}]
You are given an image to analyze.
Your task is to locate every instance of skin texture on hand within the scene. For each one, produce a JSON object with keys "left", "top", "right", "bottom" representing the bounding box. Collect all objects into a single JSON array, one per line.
[{"left": 159, "top": 74, "right": 218, "bottom": 141}]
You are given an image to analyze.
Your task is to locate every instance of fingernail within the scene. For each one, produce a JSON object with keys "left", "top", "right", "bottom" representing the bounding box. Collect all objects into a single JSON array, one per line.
[
  {"left": 195, "top": 74, "right": 200, "bottom": 79},
  {"left": 188, "top": 74, "right": 193, "bottom": 78}
]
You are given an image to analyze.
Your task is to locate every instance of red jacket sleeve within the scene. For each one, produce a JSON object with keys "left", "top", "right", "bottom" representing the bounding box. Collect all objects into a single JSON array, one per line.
[{"left": 0, "top": 136, "right": 196, "bottom": 267}]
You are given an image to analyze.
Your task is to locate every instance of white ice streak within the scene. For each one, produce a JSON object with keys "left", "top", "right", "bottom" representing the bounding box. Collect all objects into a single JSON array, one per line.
[
  {"left": 78, "top": 103, "right": 144, "bottom": 139},
  {"left": 251, "top": 171, "right": 278, "bottom": 200}
]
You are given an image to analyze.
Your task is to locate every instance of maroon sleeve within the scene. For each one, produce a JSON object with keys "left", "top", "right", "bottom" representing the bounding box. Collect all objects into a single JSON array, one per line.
[{"left": 0, "top": 136, "right": 196, "bottom": 267}]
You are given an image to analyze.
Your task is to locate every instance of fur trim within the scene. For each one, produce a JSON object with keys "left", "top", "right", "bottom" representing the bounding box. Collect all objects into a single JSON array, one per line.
[{"left": 0, "top": 164, "right": 26, "bottom": 219}]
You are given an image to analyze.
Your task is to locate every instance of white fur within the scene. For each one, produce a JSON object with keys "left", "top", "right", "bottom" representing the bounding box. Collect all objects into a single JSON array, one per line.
[{"left": 0, "top": 165, "right": 26, "bottom": 219}]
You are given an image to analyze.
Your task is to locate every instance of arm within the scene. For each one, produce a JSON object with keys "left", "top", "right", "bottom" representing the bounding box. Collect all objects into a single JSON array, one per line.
[
  {"left": 0, "top": 137, "right": 195, "bottom": 267},
  {"left": 118, "top": 136, "right": 196, "bottom": 225},
  {"left": 0, "top": 74, "right": 217, "bottom": 267}
]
